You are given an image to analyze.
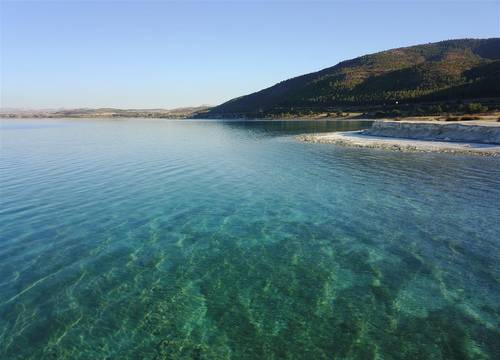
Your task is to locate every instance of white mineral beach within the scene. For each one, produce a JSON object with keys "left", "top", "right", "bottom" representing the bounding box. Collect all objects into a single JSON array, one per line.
[{"left": 298, "top": 120, "right": 500, "bottom": 156}]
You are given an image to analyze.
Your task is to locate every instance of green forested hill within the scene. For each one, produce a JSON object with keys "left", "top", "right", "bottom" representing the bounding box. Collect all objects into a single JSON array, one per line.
[{"left": 198, "top": 38, "right": 500, "bottom": 118}]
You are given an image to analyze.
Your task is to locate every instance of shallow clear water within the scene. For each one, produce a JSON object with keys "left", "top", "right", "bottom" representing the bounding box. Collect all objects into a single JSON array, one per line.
[{"left": 1, "top": 118, "right": 499, "bottom": 359}]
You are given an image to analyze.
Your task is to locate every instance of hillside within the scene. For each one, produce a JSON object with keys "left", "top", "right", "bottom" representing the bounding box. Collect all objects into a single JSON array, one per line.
[{"left": 197, "top": 38, "right": 500, "bottom": 118}]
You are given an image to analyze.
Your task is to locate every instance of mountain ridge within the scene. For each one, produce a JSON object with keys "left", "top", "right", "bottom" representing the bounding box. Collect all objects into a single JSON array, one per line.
[{"left": 196, "top": 38, "right": 500, "bottom": 118}]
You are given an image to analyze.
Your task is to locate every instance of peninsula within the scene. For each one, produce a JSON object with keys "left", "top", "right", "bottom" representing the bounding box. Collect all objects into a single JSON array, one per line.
[{"left": 299, "top": 118, "right": 500, "bottom": 156}]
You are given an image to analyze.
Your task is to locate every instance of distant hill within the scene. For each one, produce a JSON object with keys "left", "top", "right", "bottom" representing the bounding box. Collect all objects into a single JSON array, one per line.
[
  {"left": 0, "top": 106, "right": 211, "bottom": 119},
  {"left": 197, "top": 38, "right": 500, "bottom": 118}
]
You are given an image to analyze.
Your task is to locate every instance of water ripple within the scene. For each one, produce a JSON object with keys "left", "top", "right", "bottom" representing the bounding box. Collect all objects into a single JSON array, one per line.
[{"left": 1, "top": 119, "right": 499, "bottom": 359}]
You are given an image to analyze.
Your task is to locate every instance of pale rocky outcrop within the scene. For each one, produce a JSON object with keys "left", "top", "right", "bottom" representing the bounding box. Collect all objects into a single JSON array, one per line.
[
  {"left": 363, "top": 121, "right": 500, "bottom": 145},
  {"left": 297, "top": 121, "right": 500, "bottom": 156}
]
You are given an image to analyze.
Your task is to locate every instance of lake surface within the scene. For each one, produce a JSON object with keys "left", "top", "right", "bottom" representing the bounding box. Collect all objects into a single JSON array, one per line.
[{"left": 1, "top": 118, "right": 499, "bottom": 359}]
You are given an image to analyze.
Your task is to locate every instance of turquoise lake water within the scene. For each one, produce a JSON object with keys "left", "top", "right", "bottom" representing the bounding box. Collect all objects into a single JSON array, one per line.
[{"left": 1, "top": 118, "right": 499, "bottom": 359}]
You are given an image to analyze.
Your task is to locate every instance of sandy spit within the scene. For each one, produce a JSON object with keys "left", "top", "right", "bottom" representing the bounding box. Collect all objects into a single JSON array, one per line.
[{"left": 297, "top": 131, "right": 500, "bottom": 157}]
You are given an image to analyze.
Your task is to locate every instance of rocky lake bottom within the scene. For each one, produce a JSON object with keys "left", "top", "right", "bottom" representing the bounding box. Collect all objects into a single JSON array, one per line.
[{"left": 1, "top": 119, "right": 499, "bottom": 359}]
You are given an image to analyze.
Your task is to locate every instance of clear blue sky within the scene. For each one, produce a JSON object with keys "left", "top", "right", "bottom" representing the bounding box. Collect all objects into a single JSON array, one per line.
[{"left": 1, "top": 0, "right": 499, "bottom": 109}]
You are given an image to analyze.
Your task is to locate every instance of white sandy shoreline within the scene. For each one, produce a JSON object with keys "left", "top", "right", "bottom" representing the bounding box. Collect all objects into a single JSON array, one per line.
[{"left": 297, "top": 131, "right": 500, "bottom": 157}]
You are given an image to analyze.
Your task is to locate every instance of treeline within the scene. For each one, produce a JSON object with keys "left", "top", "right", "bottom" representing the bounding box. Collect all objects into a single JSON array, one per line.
[{"left": 205, "top": 99, "right": 499, "bottom": 120}]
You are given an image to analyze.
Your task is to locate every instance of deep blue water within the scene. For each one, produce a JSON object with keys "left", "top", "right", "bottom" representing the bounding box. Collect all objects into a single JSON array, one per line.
[{"left": 1, "top": 118, "right": 499, "bottom": 359}]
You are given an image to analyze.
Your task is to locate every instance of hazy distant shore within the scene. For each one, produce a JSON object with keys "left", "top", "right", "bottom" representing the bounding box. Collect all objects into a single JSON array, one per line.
[{"left": 0, "top": 106, "right": 211, "bottom": 119}]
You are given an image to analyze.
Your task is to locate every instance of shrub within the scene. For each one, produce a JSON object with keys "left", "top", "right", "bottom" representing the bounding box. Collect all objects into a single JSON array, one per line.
[
  {"left": 390, "top": 109, "right": 401, "bottom": 117},
  {"left": 467, "top": 103, "right": 488, "bottom": 113},
  {"left": 415, "top": 107, "right": 425, "bottom": 115},
  {"left": 429, "top": 105, "right": 443, "bottom": 114}
]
